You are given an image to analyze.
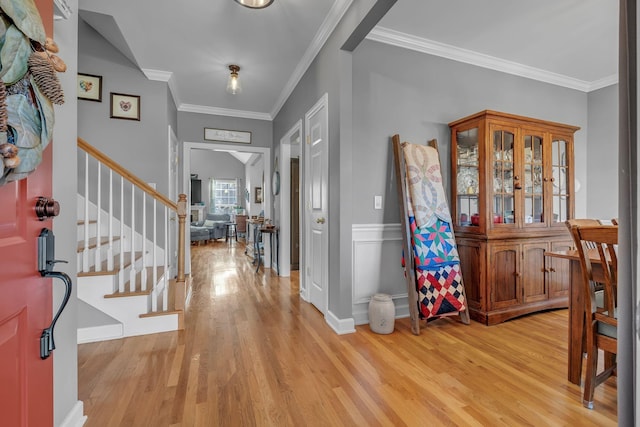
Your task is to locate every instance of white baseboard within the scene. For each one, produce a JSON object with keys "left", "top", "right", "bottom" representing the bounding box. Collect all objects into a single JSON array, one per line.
[
  {"left": 78, "top": 323, "right": 124, "bottom": 344},
  {"left": 326, "top": 310, "right": 356, "bottom": 334},
  {"left": 59, "top": 401, "right": 87, "bottom": 427}
]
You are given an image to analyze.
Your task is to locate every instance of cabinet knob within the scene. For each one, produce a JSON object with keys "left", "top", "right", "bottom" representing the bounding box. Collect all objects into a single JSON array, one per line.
[
  {"left": 550, "top": 177, "right": 555, "bottom": 182},
  {"left": 543, "top": 177, "right": 549, "bottom": 182},
  {"left": 514, "top": 183, "right": 522, "bottom": 190}
]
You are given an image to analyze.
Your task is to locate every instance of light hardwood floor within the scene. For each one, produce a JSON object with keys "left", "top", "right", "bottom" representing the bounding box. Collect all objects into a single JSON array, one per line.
[{"left": 78, "top": 241, "right": 617, "bottom": 426}]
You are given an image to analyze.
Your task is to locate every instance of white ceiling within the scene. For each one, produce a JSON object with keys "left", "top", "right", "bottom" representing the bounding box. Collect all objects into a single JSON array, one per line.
[{"left": 78, "top": 0, "right": 619, "bottom": 120}]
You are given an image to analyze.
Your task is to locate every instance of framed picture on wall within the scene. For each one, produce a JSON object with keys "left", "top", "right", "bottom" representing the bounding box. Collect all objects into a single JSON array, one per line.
[
  {"left": 77, "top": 73, "right": 102, "bottom": 102},
  {"left": 204, "top": 128, "right": 251, "bottom": 144},
  {"left": 110, "top": 92, "right": 140, "bottom": 121},
  {"left": 254, "top": 187, "right": 263, "bottom": 204}
]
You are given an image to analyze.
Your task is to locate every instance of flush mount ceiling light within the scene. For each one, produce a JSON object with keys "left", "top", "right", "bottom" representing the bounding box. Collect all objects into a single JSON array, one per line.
[
  {"left": 226, "top": 64, "right": 242, "bottom": 95},
  {"left": 234, "top": 0, "right": 274, "bottom": 9}
]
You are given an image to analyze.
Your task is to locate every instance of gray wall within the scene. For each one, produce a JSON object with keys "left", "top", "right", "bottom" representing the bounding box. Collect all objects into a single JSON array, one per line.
[
  {"left": 352, "top": 39, "right": 590, "bottom": 225},
  {"left": 53, "top": 1, "right": 80, "bottom": 425},
  {"left": 78, "top": 19, "right": 172, "bottom": 195},
  {"left": 178, "top": 111, "right": 272, "bottom": 201},
  {"left": 272, "top": 0, "right": 380, "bottom": 321},
  {"left": 190, "top": 150, "right": 246, "bottom": 214},
  {"left": 246, "top": 156, "right": 265, "bottom": 217},
  {"left": 587, "top": 84, "right": 619, "bottom": 220},
  {"left": 167, "top": 88, "right": 177, "bottom": 133},
  {"left": 178, "top": 111, "right": 272, "bottom": 149}
]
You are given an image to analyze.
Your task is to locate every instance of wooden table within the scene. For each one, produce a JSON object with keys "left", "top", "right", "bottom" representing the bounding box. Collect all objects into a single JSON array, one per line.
[
  {"left": 255, "top": 226, "right": 279, "bottom": 274},
  {"left": 544, "top": 249, "right": 607, "bottom": 386}
]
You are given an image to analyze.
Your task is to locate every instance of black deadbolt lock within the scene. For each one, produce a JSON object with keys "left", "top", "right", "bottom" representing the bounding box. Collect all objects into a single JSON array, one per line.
[{"left": 35, "top": 196, "right": 60, "bottom": 220}]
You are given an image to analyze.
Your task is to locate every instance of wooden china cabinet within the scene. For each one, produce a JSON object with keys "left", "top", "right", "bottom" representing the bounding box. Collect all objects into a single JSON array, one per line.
[{"left": 448, "top": 110, "right": 579, "bottom": 325}]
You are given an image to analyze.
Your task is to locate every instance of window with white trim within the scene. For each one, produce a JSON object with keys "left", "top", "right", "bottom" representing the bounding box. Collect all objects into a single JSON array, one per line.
[{"left": 209, "top": 179, "right": 238, "bottom": 214}]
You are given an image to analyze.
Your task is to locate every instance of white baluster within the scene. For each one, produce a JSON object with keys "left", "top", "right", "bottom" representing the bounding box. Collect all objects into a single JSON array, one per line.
[
  {"left": 129, "top": 183, "right": 137, "bottom": 292},
  {"left": 82, "top": 153, "right": 90, "bottom": 272},
  {"left": 163, "top": 205, "right": 169, "bottom": 311},
  {"left": 141, "top": 192, "right": 147, "bottom": 291},
  {"left": 118, "top": 177, "right": 125, "bottom": 292},
  {"left": 152, "top": 198, "right": 158, "bottom": 311},
  {"left": 94, "top": 162, "right": 102, "bottom": 272},
  {"left": 107, "top": 169, "right": 114, "bottom": 271}
]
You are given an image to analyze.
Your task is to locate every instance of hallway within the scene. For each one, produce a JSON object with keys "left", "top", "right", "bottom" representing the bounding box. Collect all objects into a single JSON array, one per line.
[{"left": 78, "top": 241, "right": 617, "bottom": 426}]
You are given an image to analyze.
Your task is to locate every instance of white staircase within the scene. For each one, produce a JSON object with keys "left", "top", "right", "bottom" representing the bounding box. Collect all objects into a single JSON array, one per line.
[
  {"left": 76, "top": 200, "right": 180, "bottom": 343},
  {"left": 76, "top": 138, "right": 188, "bottom": 344}
]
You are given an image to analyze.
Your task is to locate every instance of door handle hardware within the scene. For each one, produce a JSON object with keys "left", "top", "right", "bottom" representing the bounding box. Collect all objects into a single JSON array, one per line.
[
  {"left": 35, "top": 196, "right": 60, "bottom": 221},
  {"left": 316, "top": 217, "right": 325, "bottom": 224},
  {"left": 38, "top": 228, "right": 72, "bottom": 360}
]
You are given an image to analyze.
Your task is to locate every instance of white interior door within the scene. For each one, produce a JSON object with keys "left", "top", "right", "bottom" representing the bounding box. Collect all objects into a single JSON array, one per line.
[
  {"left": 168, "top": 126, "right": 179, "bottom": 277},
  {"left": 305, "top": 94, "right": 329, "bottom": 314}
]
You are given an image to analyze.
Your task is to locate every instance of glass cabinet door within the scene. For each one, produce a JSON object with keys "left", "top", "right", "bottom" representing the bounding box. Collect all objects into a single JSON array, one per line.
[
  {"left": 522, "top": 133, "right": 544, "bottom": 226},
  {"left": 455, "top": 127, "right": 479, "bottom": 227},
  {"left": 551, "top": 138, "right": 570, "bottom": 224},
  {"left": 492, "top": 129, "right": 515, "bottom": 225}
]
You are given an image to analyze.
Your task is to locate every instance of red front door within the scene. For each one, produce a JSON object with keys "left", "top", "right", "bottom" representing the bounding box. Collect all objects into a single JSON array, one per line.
[{"left": 0, "top": 1, "right": 55, "bottom": 425}]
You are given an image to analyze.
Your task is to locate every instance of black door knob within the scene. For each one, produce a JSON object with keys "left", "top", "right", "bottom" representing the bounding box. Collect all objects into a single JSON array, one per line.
[{"left": 35, "top": 197, "right": 60, "bottom": 220}]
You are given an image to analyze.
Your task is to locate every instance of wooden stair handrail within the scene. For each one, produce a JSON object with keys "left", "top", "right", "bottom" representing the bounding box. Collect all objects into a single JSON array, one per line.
[
  {"left": 78, "top": 137, "right": 178, "bottom": 211},
  {"left": 78, "top": 137, "right": 188, "bottom": 322}
]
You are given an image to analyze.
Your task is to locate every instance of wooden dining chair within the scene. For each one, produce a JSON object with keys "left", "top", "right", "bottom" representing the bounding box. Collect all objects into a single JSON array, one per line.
[
  {"left": 566, "top": 218, "right": 602, "bottom": 238},
  {"left": 567, "top": 223, "right": 618, "bottom": 409},
  {"left": 566, "top": 219, "right": 605, "bottom": 305}
]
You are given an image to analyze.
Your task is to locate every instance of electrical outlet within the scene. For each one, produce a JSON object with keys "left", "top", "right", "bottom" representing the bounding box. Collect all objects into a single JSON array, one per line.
[{"left": 374, "top": 195, "right": 382, "bottom": 209}]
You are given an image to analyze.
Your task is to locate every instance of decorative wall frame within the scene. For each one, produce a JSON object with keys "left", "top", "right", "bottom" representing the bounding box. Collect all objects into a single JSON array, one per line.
[
  {"left": 77, "top": 73, "right": 102, "bottom": 102},
  {"left": 110, "top": 92, "right": 140, "bottom": 121},
  {"left": 254, "top": 187, "right": 263, "bottom": 204},
  {"left": 204, "top": 128, "right": 251, "bottom": 144}
]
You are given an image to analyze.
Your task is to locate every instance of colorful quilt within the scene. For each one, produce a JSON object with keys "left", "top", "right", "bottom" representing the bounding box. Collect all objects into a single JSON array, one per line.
[
  {"left": 409, "top": 216, "right": 466, "bottom": 319},
  {"left": 401, "top": 142, "right": 467, "bottom": 320}
]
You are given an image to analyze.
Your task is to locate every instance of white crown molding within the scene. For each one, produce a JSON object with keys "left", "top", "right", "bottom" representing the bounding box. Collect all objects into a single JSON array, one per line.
[
  {"left": 142, "top": 69, "right": 172, "bottom": 82},
  {"left": 142, "top": 68, "right": 181, "bottom": 108},
  {"left": 588, "top": 74, "right": 618, "bottom": 91},
  {"left": 141, "top": 0, "right": 354, "bottom": 122},
  {"left": 270, "top": 0, "right": 354, "bottom": 119},
  {"left": 366, "top": 26, "right": 613, "bottom": 93},
  {"left": 179, "top": 103, "right": 272, "bottom": 121},
  {"left": 142, "top": 68, "right": 272, "bottom": 120},
  {"left": 54, "top": 0, "right": 72, "bottom": 20}
]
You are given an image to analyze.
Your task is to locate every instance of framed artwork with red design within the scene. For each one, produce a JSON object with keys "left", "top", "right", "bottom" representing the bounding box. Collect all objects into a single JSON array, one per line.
[{"left": 110, "top": 92, "right": 140, "bottom": 121}]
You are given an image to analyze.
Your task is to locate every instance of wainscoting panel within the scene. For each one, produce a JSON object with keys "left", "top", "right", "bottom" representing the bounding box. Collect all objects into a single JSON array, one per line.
[{"left": 352, "top": 224, "right": 410, "bottom": 325}]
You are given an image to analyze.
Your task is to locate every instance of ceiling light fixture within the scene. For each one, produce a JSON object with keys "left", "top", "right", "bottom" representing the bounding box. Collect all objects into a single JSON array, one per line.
[
  {"left": 226, "top": 64, "right": 242, "bottom": 95},
  {"left": 234, "top": 0, "right": 274, "bottom": 9}
]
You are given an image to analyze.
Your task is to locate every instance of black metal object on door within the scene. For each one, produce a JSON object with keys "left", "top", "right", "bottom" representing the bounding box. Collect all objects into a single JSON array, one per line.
[{"left": 37, "top": 228, "right": 72, "bottom": 359}]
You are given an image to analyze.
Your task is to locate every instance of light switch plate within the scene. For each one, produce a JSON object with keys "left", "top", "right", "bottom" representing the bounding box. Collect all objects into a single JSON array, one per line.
[{"left": 374, "top": 195, "right": 382, "bottom": 209}]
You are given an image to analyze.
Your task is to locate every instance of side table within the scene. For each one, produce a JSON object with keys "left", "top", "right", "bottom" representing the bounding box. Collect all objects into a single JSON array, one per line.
[{"left": 255, "top": 226, "right": 279, "bottom": 274}]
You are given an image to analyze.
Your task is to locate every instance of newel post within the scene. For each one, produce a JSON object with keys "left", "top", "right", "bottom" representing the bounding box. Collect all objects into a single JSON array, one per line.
[{"left": 175, "top": 193, "right": 187, "bottom": 311}]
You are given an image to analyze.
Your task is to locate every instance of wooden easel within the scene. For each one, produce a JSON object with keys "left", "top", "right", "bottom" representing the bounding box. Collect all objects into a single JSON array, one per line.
[{"left": 392, "top": 134, "right": 470, "bottom": 335}]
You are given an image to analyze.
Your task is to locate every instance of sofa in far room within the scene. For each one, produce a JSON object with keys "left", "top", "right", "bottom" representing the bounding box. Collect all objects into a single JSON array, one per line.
[{"left": 190, "top": 213, "right": 231, "bottom": 243}]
